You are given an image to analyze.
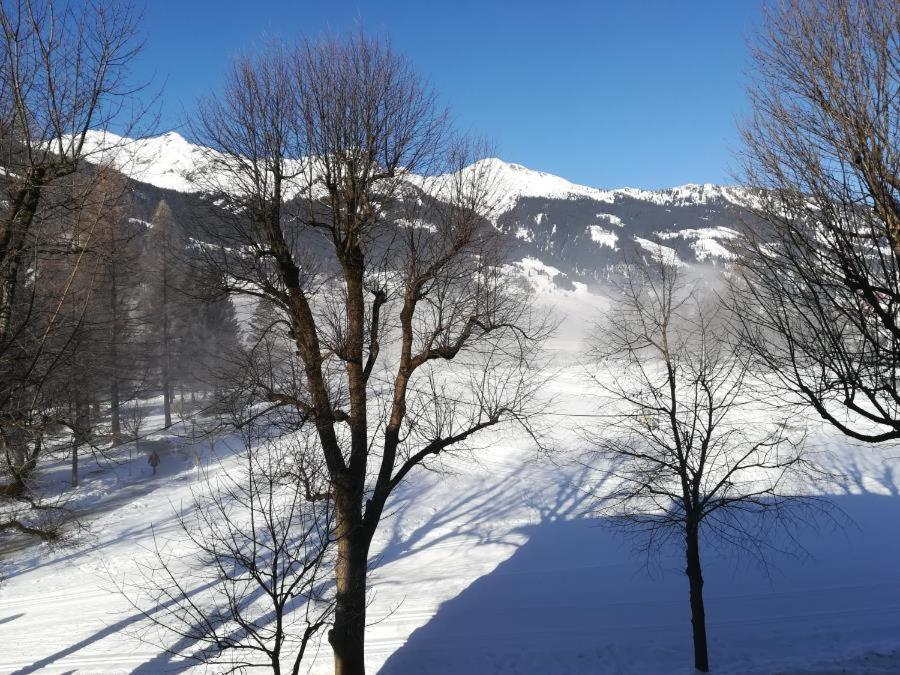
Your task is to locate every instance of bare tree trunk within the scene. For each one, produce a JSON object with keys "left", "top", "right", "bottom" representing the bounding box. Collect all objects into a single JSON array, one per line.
[
  {"left": 150, "top": 200, "right": 176, "bottom": 429},
  {"left": 23, "top": 431, "right": 41, "bottom": 476},
  {"left": 71, "top": 442, "right": 78, "bottom": 488},
  {"left": 6, "top": 427, "right": 26, "bottom": 476},
  {"left": 162, "top": 294, "right": 172, "bottom": 429},
  {"left": 110, "top": 373, "right": 121, "bottom": 439},
  {"left": 3, "top": 421, "right": 28, "bottom": 492},
  {"left": 686, "top": 522, "right": 709, "bottom": 672},
  {"left": 330, "top": 491, "right": 368, "bottom": 675},
  {"left": 0, "top": 181, "right": 44, "bottom": 344},
  {"left": 109, "top": 265, "right": 121, "bottom": 439},
  {"left": 72, "top": 399, "right": 90, "bottom": 488}
]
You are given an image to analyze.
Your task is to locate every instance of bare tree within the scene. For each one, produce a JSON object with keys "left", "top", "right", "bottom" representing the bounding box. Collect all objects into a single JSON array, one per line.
[
  {"left": 0, "top": 0, "right": 145, "bottom": 538},
  {"left": 734, "top": 0, "right": 900, "bottom": 442},
  {"left": 146, "top": 200, "right": 178, "bottom": 428},
  {"left": 120, "top": 397, "right": 145, "bottom": 463},
  {"left": 125, "top": 421, "right": 335, "bottom": 674},
  {"left": 586, "top": 259, "right": 821, "bottom": 673},
  {"left": 90, "top": 172, "right": 143, "bottom": 441},
  {"left": 192, "top": 33, "right": 547, "bottom": 674},
  {"left": 0, "top": 0, "right": 143, "bottom": 343}
]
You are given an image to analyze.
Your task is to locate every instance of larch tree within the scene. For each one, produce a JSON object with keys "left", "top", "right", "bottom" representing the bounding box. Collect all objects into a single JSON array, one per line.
[
  {"left": 92, "top": 173, "right": 142, "bottom": 441},
  {"left": 146, "top": 200, "right": 180, "bottom": 428}
]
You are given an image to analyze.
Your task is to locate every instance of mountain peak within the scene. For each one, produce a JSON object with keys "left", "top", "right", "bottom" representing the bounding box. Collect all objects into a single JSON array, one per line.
[
  {"left": 81, "top": 129, "right": 209, "bottom": 192},
  {"left": 77, "top": 131, "right": 744, "bottom": 211}
]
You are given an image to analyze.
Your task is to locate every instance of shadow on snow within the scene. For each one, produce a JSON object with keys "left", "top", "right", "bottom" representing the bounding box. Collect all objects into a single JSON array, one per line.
[{"left": 379, "top": 492, "right": 900, "bottom": 674}]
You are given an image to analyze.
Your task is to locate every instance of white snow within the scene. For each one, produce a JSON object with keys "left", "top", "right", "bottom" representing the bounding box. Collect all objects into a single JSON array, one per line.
[
  {"left": 463, "top": 158, "right": 619, "bottom": 214},
  {"left": 507, "top": 256, "right": 589, "bottom": 295},
  {"left": 78, "top": 130, "right": 314, "bottom": 200},
  {"left": 514, "top": 225, "right": 535, "bottom": 242},
  {"left": 396, "top": 217, "right": 438, "bottom": 233},
  {"left": 78, "top": 132, "right": 750, "bottom": 215},
  {"left": 80, "top": 130, "right": 211, "bottom": 193},
  {"left": 596, "top": 213, "right": 625, "bottom": 228},
  {"left": 616, "top": 183, "right": 747, "bottom": 207},
  {"left": 0, "top": 286, "right": 899, "bottom": 674},
  {"left": 691, "top": 237, "right": 734, "bottom": 261},
  {"left": 634, "top": 237, "right": 683, "bottom": 266},
  {"left": 657, "top": 226, "right": 739, "bottom": 261},
  {"left": 588, "top": 225, "right": 618, "bottom": 248}
]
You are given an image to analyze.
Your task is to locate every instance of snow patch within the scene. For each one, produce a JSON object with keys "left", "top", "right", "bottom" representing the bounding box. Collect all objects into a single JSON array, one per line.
[
  {"left": 396, "top": 217, "right": 437, "bottom": 233},
  {"left": 515, "top": 225, "right": 535, "bottom": 242},
  {"left": 634, "top": 237, "right": 683, "bottom": 266},
  {"left": 587, "top": 226, "right": 618, "bottom": 249},
  {"left": 656, "top": 227, "right": 738, "bottom": 261},
  {"left": 596, "top": 213, "right": 625, "bottom": 228}
]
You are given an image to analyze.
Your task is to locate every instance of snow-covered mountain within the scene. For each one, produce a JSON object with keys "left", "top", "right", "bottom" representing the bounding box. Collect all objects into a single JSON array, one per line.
[
  {"left": 81, "top": 130, "right": 211, "bottom": 193},
  {"left": 86, "top": 131, "right": 752, "bottom": 284}
]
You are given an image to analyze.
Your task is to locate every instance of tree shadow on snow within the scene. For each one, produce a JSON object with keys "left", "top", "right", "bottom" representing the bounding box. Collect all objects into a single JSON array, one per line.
[{"left": 379, "top": 489, "right": 900, "bottom": 675}]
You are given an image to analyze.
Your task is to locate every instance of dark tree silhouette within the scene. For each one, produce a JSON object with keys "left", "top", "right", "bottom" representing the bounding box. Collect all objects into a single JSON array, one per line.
[
  {"left": 586, "top": 258, "right": 822, "bottom": 673},
  {"left": 125, "top": 419, "right": 335, "bottom": 674},
  {"left": 735, "top": 0, "right": 900, "bottom": 443},
  {"left": 191, "top": 33, "right": 548, "bottom": 675}
]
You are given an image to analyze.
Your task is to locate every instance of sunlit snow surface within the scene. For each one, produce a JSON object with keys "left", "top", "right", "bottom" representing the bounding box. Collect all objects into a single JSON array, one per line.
[{"left": 1, "top": 285, "right": 899, "bottom": 674}]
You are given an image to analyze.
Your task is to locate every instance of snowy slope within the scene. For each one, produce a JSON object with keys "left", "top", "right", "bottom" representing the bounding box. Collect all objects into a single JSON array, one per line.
[
  {"left": 80, "top": 131, "right": 748, "bottom": 212},
  {"left": 80, "top": 130, "right": 212, "bottom": 193},
  {"left": 80, "top": 131, "right": 752, "bottom": 284},
  {"left": 455, "top": 158, "right": 619, "bottom": 214},
  {"left": 1, "top": 287, "right": 899, "bottom": 674}
]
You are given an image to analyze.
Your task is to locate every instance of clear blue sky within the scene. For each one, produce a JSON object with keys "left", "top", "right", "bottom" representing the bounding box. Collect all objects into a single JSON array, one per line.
[{"left": 133, "top": 1, "right": 763, "bottom": 190}]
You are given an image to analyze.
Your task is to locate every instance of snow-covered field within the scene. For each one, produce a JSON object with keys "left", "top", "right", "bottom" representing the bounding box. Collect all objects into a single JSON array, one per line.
[{"left": 2, "top": 289, "right": 900, "bottom": 674}]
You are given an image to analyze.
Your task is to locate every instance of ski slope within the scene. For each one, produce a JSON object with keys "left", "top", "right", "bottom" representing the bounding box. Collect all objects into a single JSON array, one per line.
[{"left": 1, "top": 289, "right": 899, "bottom": 674}]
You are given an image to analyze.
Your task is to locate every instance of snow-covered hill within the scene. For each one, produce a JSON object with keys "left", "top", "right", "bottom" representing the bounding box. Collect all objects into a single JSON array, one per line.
[
  {"left": 1, "top": 289, "right": 899, "bottom": 674},
  {"left": 83, "top": 131, "right": 751, "bottom": 282},
  {"left": 82, "top": 131, "right": 746, "bottom": 209},
  {"left": 80, "top": 130, "right": 211, "bottom": 193}
]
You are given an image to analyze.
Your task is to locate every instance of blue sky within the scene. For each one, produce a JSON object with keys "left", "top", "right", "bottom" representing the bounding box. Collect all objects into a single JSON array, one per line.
[{"left": 134, "top": 1, "right": 763, "bottom": 190}]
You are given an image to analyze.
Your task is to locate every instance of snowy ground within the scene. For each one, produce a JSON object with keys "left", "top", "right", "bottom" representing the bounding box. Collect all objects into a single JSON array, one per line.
[{"left": 1, "top": 289, "right": 900, "bottom": 674}]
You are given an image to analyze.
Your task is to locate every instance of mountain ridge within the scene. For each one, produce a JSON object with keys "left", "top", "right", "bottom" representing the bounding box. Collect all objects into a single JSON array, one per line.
[
  {"left": 81, "top": 130, "right": 751, "bottom": 284},
  {"left": 81, "top": 130, "right": 747, "bottom": 209}
]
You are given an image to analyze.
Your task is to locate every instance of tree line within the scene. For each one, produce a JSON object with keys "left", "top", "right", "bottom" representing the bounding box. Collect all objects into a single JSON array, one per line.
[{"left": 1, "top": 0, "right": 898, "bottom": 673}]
